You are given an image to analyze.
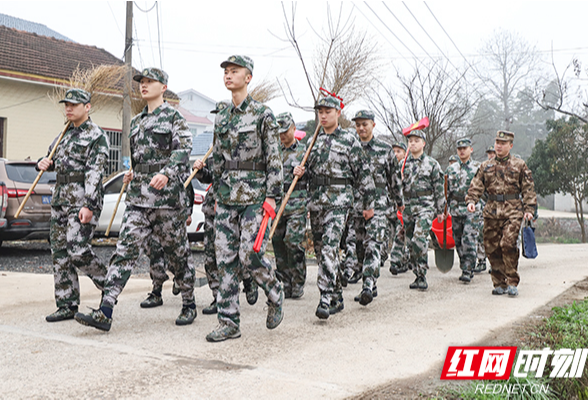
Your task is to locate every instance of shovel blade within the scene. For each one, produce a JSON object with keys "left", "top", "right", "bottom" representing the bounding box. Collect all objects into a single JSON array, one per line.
[{"left": 435, "top": 248, "right": 454, "bottom": 273}]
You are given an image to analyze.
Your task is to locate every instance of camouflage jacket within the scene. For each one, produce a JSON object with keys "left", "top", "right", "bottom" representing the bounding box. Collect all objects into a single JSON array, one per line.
[
  {"left": 127, "top": 102, "right": 192, "bottom": 209},
  {"left": 466, "top": 154, "right": 537, "bottom": 219},
  {"left": 446, "top": 158, "right": 481, "bottom": 217},
  {"left": 351, "top": 138, "right": 403, "bottom": 216},
  {"left": 42, "top": 118, "right": 109, "bottom": 212},
  {"left": 211, "top": 95, "right": 283, "bottom": 205},
  {"left": 196, "top": 165, "right": 214, "bottom": 218},
  {"left": 402, "top": 152, "right": 445, "bottom": 216},
  {"left": 306, "top": 126, "right": 376, "bottom": 212},
  {"left": 277, "top": 139, "right": 307, "bottom": 215}
]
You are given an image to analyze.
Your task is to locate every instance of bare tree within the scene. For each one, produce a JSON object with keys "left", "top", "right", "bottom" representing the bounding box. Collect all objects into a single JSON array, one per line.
[
  {"left": 535, "top": 55, "right": 588, "bottom": 123},
  {"left": 477, "top": 29, "right": 540, "bottom": 130},
  {"left": 370, "top": 60, "right": 481, "bottom": 162},
  {"left": 273, "top": 3, "right": 380, "bottom": 111}
]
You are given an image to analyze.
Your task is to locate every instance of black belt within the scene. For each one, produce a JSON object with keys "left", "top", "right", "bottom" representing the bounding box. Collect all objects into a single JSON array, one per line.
[
  {"left": 405, "top": 190, "right": 432, "bottom": 199},
  {"left": 134, "top": 163, "right": 166, "bottom": 173},
  {"left": 284, "top": 181, "right": 307, "bottom": 192},
  {"left": 312, "top": 176, "right": 353, "bottom": 186},
  {"left": 224, "top": 161, "right": 266, "bottom": 171},
  {"left": 449, "top": 193, "right": 466, "bottom": 202},
  {"left": 56, "top": 173, "right": 84, "bottom": 184},
  {"left": 375, "top": 182, "right": 387, "bottom": 189},
  {"left": 488, "top": 193, "right": 520, "bottom": 202}
]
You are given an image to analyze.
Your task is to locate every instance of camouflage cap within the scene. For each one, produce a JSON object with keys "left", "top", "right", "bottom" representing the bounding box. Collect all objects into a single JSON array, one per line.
[
  {"left": 406, "top": 130, "right": 425, "bottom": 140},
  {"left": 496, "top": 130, "right": 515, "bottom": 142},
  {"left": 59, "top": 88, "right": 91, "bottom": 104},
  {"left": 276, "top": 112, "right": 295, "bottom": 134},
  {"left": 133, "top": 67, "right": 169, "bottom": 85},
  {"left": 449, "top": 155, "right": 458, "bottom": 162},
  {"left": 314, "top": 96, "right": 341, "bottom": 111},
  {"left": 456, "top": 138, "right": 472, "bottom": 148},
  {"left": 486, "top": 145, "right": 496, "bottom": 153},
  {"left": 351, "top": 110, "right": 375, "bottom": 121},
  {"left": 220, "top": 55, "right": 254, "bottom": 74},
  {"left": 392, "top": 141, "right": 407, "bottom": 151}
]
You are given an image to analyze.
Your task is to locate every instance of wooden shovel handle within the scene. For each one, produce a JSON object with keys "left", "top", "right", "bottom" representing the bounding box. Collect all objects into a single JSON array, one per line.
[{"left": 15, "top": 121, "right": 72, "bottom": 218}]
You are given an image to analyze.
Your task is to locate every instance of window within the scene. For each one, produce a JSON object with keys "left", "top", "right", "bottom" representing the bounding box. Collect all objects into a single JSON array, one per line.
[{"left": 105, "top": 129, "right": 122, "bottom": 175}]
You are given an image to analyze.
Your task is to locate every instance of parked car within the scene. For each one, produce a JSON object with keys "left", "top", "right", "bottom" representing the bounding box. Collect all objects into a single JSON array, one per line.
[
  {"left": 0, "top": 159, "right": 55, "bottom": 245},
  {"left": 96, "top": 172, "right": 207, "bottom": 242}
]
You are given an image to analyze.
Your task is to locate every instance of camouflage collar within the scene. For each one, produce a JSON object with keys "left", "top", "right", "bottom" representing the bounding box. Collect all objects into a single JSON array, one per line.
[
  {"left": 496, "top": 154, "right": 510, "bottom": 163},
  {"left": 281, "top": 139, "right": 299, "bottom": 151},
  {"left": 408, "top": 152, "right": 425, "bottom": 162},
  {"left": 140, "top": 100, "right": 168, "bottom": 116},
  {"left": 361, "top": 136, "right": 375, "bottom": 147},
  {"left": 458, "top": 157, "right": 471, "bottom": 166},
  {"left": 319, "top": 125, "right": 341, "bottom": 136},
  {"left": 68, "top": 117, "right": 92, "bottom": 133},
  {"left": 230, "top": 95, "right": 252, "bottom": 114}
]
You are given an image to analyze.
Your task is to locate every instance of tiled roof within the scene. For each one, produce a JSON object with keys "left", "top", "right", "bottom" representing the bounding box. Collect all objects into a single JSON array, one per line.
[
  {"left": 0, "top": 25, "right": 123, "bottom": 84},
  {"left": 0, "top": 13, "right": 73, "bottom": 42},
  {"left": 178, "top": 106, "right": 213, "bottom": 125},
  {"left": 0, "top": 25, "right": 179, "bottom": 101}
]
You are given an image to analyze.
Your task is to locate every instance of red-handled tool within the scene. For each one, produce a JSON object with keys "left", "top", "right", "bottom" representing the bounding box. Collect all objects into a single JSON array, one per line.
[{"left": 253, "top": 202, "right": 276, "bottom": 253}]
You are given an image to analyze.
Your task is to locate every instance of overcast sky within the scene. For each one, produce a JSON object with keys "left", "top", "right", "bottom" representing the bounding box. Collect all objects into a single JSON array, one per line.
[{"left": 2, "top": 1, "right": 587, "bottom": 126}]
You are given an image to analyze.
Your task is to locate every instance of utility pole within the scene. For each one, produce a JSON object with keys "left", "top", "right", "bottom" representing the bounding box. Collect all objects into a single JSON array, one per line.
[{"left": 121, "top": 1, "right": 133, "bottom": 171}]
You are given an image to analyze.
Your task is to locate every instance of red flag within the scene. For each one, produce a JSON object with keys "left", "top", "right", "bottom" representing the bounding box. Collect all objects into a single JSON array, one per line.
[{"left": 402, "top": 117, "right": 430, "bottom": 136}]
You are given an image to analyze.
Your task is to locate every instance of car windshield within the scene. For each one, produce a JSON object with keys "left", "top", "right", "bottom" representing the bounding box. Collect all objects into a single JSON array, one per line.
[
  {"left": 104, "top": 174, "right": 124, "bottom": 194},
  {"left": 191, "top": 178, "right": 210, "bottom": 192},
  {"left": 5, "top": 163, "right": 57, "bottom": 184}
]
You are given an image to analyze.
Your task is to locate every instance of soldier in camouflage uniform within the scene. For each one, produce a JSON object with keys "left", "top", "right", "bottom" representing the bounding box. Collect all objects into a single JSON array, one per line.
[
  {"left": 402, "top": 130, "right": 445, "bottom": 290},
  {"left": 448, "top": 154, "right": 458, "bottom": 165},
  {"left": 75, "top": 68, "right": 196, "bottom": 331},
  {"left": 38, "top": 88, "right": 109, "bottom": 322},
  {"left": 466, "top": 130, "right": 537, "bottom": 297},
  {"left": 272, "top": 112, "right": 307, "bottom": 299},
  {"left": 389, "top": 141, "right": 409, "bottom": 275},
  {"left": 473, "top": 145, "right": 497, "bottom": 274},
  {"left": 139, "top": 179, "right": 194, "bottom": 308},
  {"left": 349, "top": 110, "right": 403, "bottom": 305},
  {"left": 206, "top": 55, "right": 284, "bottom": 342},
  {"left": 294, "top": 97, "right": 375, "bottom": 319},
  {"left": 446, "top": 138, "right": 482, "bottom": 283}
]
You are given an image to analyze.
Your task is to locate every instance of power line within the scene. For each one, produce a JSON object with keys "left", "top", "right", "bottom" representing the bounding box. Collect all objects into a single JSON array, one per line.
[
  {"left": 107, "top": 1, "right": 124, "bottom": 38},
  {"left": 155, "top": 1, "right": 163, "bottom": 70},
  {"left": 133, "top": 1, "right": 156, "bottom": 13},
  {"left": 133, "top": 18, "right": 144, "bottom": 69},
  {"left": 143, "top": 2, "right": 157, "bottom": 67}
]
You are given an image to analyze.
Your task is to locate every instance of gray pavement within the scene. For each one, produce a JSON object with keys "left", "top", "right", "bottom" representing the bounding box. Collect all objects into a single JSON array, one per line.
[{"left": 1, "top": 243, "right": 587, "bottom": 399}]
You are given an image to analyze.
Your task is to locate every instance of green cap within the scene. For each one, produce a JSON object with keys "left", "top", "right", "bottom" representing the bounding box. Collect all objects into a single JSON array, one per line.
[
  {"left": 486, "top": 145, "right": 495, "bottom": 153},
  {"left": 456, "top": 138, "right": 472, "bottom": 148},
  {"left": 449, "top": 155, "right": 458, "bottom": 162},
  {"left": 392, "top": 141, "right": 407, "bottom": 151},
  {"left": 59, "top": 88, "right": 91, "bottom": 104},
  {"left": 220, "top": 55, "right": 254, "bottom": 74},
  {"left": 314, "top": 96, "right": 341, "bottom": 110},
  {"left": 351, "top": 110, "right": 375, "bottom": 121},
  {"left": 496, "top": 130, "right": 515, "bottom": 142},
  {"left": 406, "top": 130, "right": 425, "bottom": 140},
  {"left": 133, "top": 67, "right": 169, "bottom": 85},
  {"left": 276, "top": 112, "right": 295, "bottom": 134}
]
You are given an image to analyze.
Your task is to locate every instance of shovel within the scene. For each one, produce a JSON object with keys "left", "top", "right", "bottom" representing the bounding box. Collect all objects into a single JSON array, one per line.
[{"left": 433, "top": 175, "right": 454, "bottom": 273}]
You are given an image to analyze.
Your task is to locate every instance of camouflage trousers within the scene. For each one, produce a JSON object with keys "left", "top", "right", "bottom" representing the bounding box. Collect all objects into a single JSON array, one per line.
[
  {"left": 146, "top": 229, "right": 192, "bottom": 291},
  {"left": 102, "top": 206, "right": 195, "bottom": 308},
  {"left": 475, "top": 213, "right": 486, "bottom": 262},
  {"left": 310, "top": 208, "right": 348, "bottom": 304},
  {"left": 203, "top": 211, "right": 219, "bottom": 301},
  {"left": 215, "top": 202, "right": 283, "bottom": 328},
  {"left": 343, "top": 215, "right": 364, "bottom": 277},
  {"left": 484, "top": 218, "right": 522, "bottom": 288},
  {"left": 404, "top": 209, "right": 434, "bottom": 277},
  {"left": 388, "top": 215, "right": 408, "bottom": 268},
  {"left": 272, "top": 209, "right": 307, "bottom": 294},
  {"left": 50, "top": 206, "right": 107, "bottom": 308},
  {"left": 452, "top": 213, "right": 480, "bottom": 272}
]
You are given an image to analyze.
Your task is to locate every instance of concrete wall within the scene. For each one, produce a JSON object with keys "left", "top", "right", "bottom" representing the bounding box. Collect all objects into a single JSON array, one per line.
[
  {"left": 0, "top": 78, "right": 122, "bottom": 161},
  {"left": 554, "top": 192, "right": 588, "bottom": 213}
]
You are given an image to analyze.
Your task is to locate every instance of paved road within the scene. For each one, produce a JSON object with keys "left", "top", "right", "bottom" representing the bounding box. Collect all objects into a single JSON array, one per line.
[{"left": 1, "top": 243, "right": 587, "bottom": 399}]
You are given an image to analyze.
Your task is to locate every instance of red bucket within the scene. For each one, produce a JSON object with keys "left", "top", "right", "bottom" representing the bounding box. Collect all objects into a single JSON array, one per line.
[
  {"left": 397, "top": 210, "right": 403, "bottom": 226},
  {"left": 431, "top": 214, "right": 455, "bottom": 249}
]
